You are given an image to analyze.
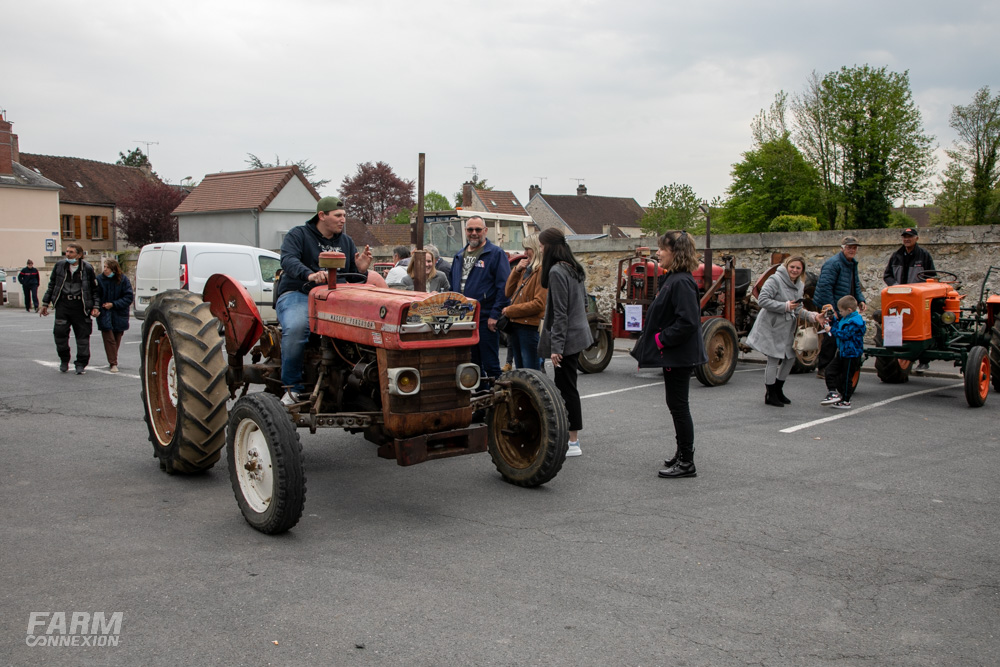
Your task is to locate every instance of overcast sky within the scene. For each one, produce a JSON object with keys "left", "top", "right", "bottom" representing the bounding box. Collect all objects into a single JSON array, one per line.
[{"left": 3, "top": 1, "right": 996, "bottom": 208}]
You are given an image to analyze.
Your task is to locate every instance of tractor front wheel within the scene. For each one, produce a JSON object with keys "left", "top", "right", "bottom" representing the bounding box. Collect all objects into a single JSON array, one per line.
[
  {"left": 695, "top": 318, "right": 738, "bottom": 387},
  {"left": 579, "top": 328, "right": 614, "bottom": 374},
  {"left": 964, "top": 346, "right": 990, "bottom": 408},
  {"left": 876, "top": 357, "right": 912, "bottom": 384},
  {"left": 488, "top": 369, "right": 568, "bottom": 487},
  {"left": 227, "top": 393, "right": 306, "bottom": 534},
  {"left": 140, "top": 291, "right": 229, "bottom": 474}
]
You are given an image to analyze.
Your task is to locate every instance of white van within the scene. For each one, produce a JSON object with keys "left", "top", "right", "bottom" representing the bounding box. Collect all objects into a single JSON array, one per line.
[{"left": 134, "top": 242, "right": 281, "bottom": 322}]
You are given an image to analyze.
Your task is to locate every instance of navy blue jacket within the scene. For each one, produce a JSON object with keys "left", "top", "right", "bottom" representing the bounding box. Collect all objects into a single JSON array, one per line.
[
  {"left": 96, "top": 274, "right": 134, "bottom": 332},
  {"left": 17, "top": 266, "right": 40, "bottom": 288},
  {"left": 631, "top": 271, "right": 708, "bottom": 368},
  {"left": 277, "top": 218, "right": 360, "bottom": 301},
  {"left": 814, "top": 251, "right": 866, "bottom": 312},
  {"left": 449, "top": 239, "right": 511, "bottom": 320}
]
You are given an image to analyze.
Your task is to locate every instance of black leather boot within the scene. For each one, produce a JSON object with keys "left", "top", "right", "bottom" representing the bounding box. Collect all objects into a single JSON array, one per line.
[
  {"left": 764, "top": 384, "right": 784, "bottom": 407},
  {"left": 659, "top": 457, "right": 696, "bottom": 478},
  {"left": 663, "top": 451, "right": 677, "bottom": 467},
  {"left": 774, "top": 379, "right": 791, "bottom": 404}
]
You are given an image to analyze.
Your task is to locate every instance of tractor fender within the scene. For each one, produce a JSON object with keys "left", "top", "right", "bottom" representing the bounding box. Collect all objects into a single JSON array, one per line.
[{"left": 203, "top": 273, "right": 265, "bottom": 359}]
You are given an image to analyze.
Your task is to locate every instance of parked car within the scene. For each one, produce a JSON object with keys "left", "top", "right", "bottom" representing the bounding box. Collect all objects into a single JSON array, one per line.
[{"left": 134, "top": 242, "right": 281, "bottom": 322}]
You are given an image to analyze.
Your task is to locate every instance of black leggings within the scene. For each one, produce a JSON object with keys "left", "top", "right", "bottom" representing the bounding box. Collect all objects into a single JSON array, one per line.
[
  {"left": 553, "top": 352, "right": 583, "bottom": 432},
  {"left": 663, "top": 366, "right": 695, "bottom": 459}
]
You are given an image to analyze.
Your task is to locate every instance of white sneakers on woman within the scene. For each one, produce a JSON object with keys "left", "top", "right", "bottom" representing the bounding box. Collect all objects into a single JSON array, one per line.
[{"left": 566, "top": 441, "right": 582, "bottom": 457}]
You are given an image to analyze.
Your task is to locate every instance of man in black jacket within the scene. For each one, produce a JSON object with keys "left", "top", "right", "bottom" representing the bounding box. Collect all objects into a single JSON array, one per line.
[
  {"left": 883, "top": 227, "right": 936, "bottom": 371},
  {"left": 17, "top": 259, "right": 40, "bottom": 312},
  {"left": 276, "top": 197, "right": 372, "bottom": 405},
  {"left": 884, "top": 227, "right": 935, "bottom": 287},
  {"left": 40, "top": 244, "right": 100, "bottom": 374}
]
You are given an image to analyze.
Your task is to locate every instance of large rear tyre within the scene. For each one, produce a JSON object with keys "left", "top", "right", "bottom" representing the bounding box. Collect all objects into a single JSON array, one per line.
[
  {"left": 227, "top": 393, "right": 305, "bottom": 534},
  {"left": 488, "top": 369, "right": 568, "bottom": 487},
  {"left": 964, "top": 346, "right": 990, "bottom": 408},
  {"left": 875, "top": 357, "right": 912, "bottom": 384},
  {"left": 579, "top": 328, "right": 614, "bottom": 374},
  {"left": 989, "top": 322, "right": 1000, "bottom": 392},
  {"left": 141, "top": 290, "right": 229, "bottom": 474},
  {"left": 695, "top": 318, "right": 738, "bottom": 387}
]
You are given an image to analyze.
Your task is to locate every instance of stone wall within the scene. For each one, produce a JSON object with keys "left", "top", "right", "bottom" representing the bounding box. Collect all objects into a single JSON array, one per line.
[{"left": 572, "top": 226, "right": 1000, "bottom": 318}]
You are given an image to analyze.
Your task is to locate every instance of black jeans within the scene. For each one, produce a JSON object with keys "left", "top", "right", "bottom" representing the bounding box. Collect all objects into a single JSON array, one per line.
[
  {"left": 663, "top": 366, "right": 695, "bottom": 460},
  {"left": 817, "top": 333, "right": 837, "bottom": 371},
  {"left": 54, "top": 302, "right": 93, "bottom": 368},
  {"left": 553, "top": 352, "right": 583, "bottom": 432},
  {"left": 824, "top": 354, "right": 860, "bottom": 401}
]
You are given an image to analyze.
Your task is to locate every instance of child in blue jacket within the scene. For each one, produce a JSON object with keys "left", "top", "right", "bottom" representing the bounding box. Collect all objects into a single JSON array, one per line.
[{"left": 820, "top": 295, "right": 866, "bottom": 409}]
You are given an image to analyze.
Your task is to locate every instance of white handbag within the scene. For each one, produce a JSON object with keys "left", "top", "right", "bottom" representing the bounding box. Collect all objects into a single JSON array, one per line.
[{"left": 793, "top": 323, "right": 820, "bottom": 353}]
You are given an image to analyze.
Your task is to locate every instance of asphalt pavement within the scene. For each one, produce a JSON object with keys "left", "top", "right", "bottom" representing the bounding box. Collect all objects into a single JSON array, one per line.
[{"left": 2, "top": 306, "right": 998, "bottom": 666}]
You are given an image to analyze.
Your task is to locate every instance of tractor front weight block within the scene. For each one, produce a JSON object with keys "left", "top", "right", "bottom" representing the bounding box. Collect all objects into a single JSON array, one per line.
[{"left": 379, "top": 424, "right": 489, "bottom": 466}]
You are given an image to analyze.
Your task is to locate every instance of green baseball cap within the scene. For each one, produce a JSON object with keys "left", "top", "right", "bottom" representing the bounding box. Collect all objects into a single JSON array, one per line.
[{"left": 316, "top": 196, "right": 345, "bottom": 212}]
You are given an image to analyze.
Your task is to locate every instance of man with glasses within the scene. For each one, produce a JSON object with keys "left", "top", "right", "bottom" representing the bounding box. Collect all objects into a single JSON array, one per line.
[{"left": 449, "top": 216, "right": 511, "bottom": 377}]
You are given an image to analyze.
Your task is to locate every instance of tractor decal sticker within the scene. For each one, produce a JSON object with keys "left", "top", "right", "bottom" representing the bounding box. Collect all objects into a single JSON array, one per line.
[
  {"left": 381, "top": 324, "right": 399, "bottom": 333},
  {"left": 406, "top": 292, "right": 477, "bottom": 325},
  {"left": 316, "top": 312, "right": 376, "bottom": 329},
  {"left": 372, "top": 332, "right": 383, "bottom": 344}
]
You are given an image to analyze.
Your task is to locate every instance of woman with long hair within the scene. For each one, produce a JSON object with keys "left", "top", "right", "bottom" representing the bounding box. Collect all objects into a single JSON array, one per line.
[
  {"left": 631, "top": 231, "right": 707, "bottom": 478},
  {"left": 537, "top": 228, "right": 593, "bottom": 457},
  {"left": 501, "top": 233, "right": 547, "bottom": 370},
  {"left": 401, "top": 247, "right": 451, "bottom": 293},
  {"left": 95, "top": 258, "right": 134, "bottom": 373},
  {"left": 746, "top": 255, "right": 824, "bottom": 406}
]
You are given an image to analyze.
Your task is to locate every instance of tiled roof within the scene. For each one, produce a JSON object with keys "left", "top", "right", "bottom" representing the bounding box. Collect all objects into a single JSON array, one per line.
[
  {"left": 473, "top": 188, "right": 528, "bottom": 216},
  {"left": 537, "top": 194, "right": 644, "bottom": 235},
  {"left": 18, "top": 153, "right": 156, "bottom": 205},
  {"left": 173, "top": 166, "right": 320, "bottom": 214},
  {"left": 367, "top": 223, "right": 413, "bottom": 247},
  {"left": 0, "top": 162, "right": 63, "bottom": 190}
]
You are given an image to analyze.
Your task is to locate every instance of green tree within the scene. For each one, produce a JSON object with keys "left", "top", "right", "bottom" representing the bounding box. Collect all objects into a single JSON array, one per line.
[
  {"left": 723, "top": 137, "right": 824, "bottom": 233},
  {"left": 117, "top": 148, "right": 151, "bottom": 169},
  {"left": 423, "top": 190, "right": 451, "bottom": 210},
  {"left": 640, "top": 183, "right": 703, "bottom": 235},
  {"left": 946, "top": 86, "right": 1000, "bottom": 225},
  {"left": 932, "top": 161, "right": 975, "bottom": 225},
  {"left": 794, "top": 65, "right": 935, "bottom": 229},
  {"left": 751, "top": 91, "right": 791, "bottom": 147},
  {"left": 245, "top": 153, "right": 331, "bottom": 191}
]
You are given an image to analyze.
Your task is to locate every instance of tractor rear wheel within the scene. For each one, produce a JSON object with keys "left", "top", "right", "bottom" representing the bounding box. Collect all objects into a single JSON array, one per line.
[
  {"left": 579, "top": 328, "right": 614, "bottom": 374},
  {"left": 141, "top": 290, "right": 229, "bottom": 474},
  {"left": 695, "top": 318, "right": 738, "bottom": 387},
  {"left": 989, "top": 321, "right": 1000, "bottom": 392},
  {"left": 963, "top": 346, "right": 990, "bottom": 408},
  {"left": 227, "top": 393, "right": 305, "bottom": 534},
  {"left": 488, "top": 369, "right": 568, "bottom": 487},
  {"left": 875, "top": 357, "right": 912, "bottom": 384}
]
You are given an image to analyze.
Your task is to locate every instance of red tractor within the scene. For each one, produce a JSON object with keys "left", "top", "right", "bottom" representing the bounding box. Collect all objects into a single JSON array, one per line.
[{"left": 140, "top": 252, "right": 569, "bottom": 534}]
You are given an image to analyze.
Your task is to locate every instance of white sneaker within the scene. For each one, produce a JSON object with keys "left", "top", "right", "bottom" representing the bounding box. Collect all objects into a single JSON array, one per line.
[
  {"left": 566, "top": 442, "right": 582, "bottom": 457},
  {"left": 280, "top": 391, "right": 302, "bottom": 406},
  {"left": 109, "top": 365, "right": 119, "bottom": 373}
]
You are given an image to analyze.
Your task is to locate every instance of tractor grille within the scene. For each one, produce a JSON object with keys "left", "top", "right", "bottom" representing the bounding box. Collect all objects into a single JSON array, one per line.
[{"left": 385, "top": 348, "right": 472, "bottom": 414}]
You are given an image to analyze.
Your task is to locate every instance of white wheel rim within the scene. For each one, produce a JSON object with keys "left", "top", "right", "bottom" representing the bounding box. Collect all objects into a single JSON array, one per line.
[{"left": 234, "top": 418, "right": 273, "bottom": 513}]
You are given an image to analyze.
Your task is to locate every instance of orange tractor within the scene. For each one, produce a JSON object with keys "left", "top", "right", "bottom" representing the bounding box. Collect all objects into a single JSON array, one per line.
[
  {"left": 864, "top": 268, "right": 1000, "bottom": 406},
  {"left": 140, "top": 252, "right": 569, "bottom": 534}
]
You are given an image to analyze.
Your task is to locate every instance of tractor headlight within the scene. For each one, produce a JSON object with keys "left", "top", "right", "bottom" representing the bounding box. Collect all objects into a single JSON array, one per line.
[
  {"left": 387, "top": 368, "right": 421, "bottom": 395},
  {"left": 456, "top": 363, "right": 481, "bottom": 391},
  {"left": 941, "top": 311, "right": 957, "bottom": 324}
]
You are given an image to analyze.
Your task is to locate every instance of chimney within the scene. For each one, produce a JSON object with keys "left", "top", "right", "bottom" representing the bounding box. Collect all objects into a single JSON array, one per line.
[
  {"left": 0, "top": 113, "right": 16, "bottom": 176},
  {"left": 576, "top": 183, "right": 587, "bottom": 196},
  {"left": 528, "top": 184, "right": 541, "bottom": 201},
  {"left": 462, "top": 181, "right": 473, "bottom": 208}
]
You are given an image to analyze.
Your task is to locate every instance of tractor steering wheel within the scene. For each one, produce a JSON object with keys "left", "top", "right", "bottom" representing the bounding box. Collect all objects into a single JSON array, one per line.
[
  {"left": 916, "top": 270, "right": 959, "bottom": 285},
  {"left": 337, "top": 272, "right": 369, "bottom": 284}
]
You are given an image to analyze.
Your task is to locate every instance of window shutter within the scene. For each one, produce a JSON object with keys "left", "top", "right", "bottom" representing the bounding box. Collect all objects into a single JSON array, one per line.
[
  {"left": 102, "top": 216, "right": 109, "bottom": 240},
  {"left": 86, "top": 216, "right": 93, "bottom": 238},
  {"left": 74, "top": 216, "right": 81, "bottom": 239}
]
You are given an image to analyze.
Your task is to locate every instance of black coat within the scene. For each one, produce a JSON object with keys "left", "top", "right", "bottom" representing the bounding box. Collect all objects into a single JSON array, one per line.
[
  {"left": 883, "top": 244, "right": 935, "bottom": 286},
  {"left": 96, "top": 274, "right": 134, "bottom": 332},
  {"left": 631, "top": 271, "right": 707, "bottom": 368}
]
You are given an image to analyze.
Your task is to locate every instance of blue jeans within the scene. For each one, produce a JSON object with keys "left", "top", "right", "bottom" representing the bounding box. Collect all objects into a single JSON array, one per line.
[
  {"left": 276, "top": 291, "right": 310, "bottom": 393},
  {"left": 473, "top": 319, "right": 501, "bottom": 377},
  {"left": 508, "top": 322, "right": 541, "bottom": 370}
]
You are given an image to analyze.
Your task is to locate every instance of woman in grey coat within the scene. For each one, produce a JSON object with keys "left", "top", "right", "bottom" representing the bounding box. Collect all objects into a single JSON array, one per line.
[
  {"left": 537, "top": 227, "right": 593, "bottom": 457},
  {"left": 746, "top": 255, "right": 824, "bottom": 407}
]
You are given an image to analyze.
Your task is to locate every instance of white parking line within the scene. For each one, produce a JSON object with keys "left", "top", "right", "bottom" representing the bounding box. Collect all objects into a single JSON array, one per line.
[
  {"left": 581, "top": 382, "right": 662, "bottom": 399},
  {"left": 779, "top": 383, "right": 964, "bottom": 433},
  {"left": 34, "top": 359, "right": 141, "bottom": 379}
]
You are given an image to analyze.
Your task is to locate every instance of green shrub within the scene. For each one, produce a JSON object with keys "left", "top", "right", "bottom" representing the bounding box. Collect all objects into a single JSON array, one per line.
[{"left": 768, "top": 215, "right": 820, "bottom": 232}]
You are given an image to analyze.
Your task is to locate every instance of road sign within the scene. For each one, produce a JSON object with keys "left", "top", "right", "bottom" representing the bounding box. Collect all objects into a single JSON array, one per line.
[{"left": 45, "top": 239, "right": 56, "bottom": 252}]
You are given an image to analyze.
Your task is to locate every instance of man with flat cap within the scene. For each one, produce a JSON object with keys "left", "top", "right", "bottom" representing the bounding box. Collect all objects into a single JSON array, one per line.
[
  {"left": 276, "top": 196, "right": 372, "bottom": 405},
  {"left": 884, "top": 226, "right": 935, "bottom": 370}
]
